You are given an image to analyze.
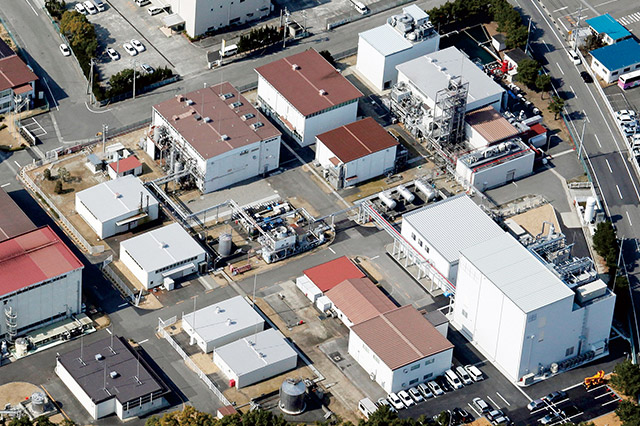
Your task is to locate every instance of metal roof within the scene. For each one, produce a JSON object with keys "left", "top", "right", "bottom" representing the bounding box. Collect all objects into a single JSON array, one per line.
[
  {"left": 108, "top": 156, "right": 142, "bottom": 173},
  {"left": 325, "top": 278, "right": 397, "bottom": 324},
  {"left": 590, "top": 39, "right": 640, "bottom": 71},
  {"left": 402, "top": 194, "right": 504, "bottom": 263},
  {"left": 0, "top": 188, "right": 35, "bottom": 242},
  {"left": 0, "top": 54, "right": 38, "bottom": 92},
  {"left": 303, "top": 256, "right": 366, "bottom": 292},
  {"left": 182, "top": 295, "right": 264, "bottom": 343},
  {"left": 214, "top": 328, "right": 297, "bottom": 375},
  {"left": 396, "top": 47, "right": 504, "bottom": 108},
  {"left": 57, "top": 335, "right": 167, "bottom": 404},
  {"left": 586, "top": 13, "right": 631, "bottom": 41},
  {"left": 120, "top": 223, "right": 205, "bottom": 273},
  {"left": 360, "top": 24, "right": 414, "bottom": 57},
  {"left": 76, "top": 175, "right": 158, "bottom": 223},
  {"left": 350, "top": 305, "right": 454, "bottom": 370},
  {"left": 465, "top": 106, "right": 520, "bottom": 144},
  {"left": 460, "top": 233, "right": 574, "bottom": 313}
]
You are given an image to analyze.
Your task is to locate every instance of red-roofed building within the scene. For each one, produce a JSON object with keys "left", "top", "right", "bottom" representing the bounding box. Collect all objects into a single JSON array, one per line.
[
  {"left": 325, "top": 277, "right": 396, "bottom": 327},
  {"left": 315, "top": 118, "right": 399, "bottom": 189},
  {"left": 256, "top": 49, "right": 362, "bottom": 147},
  {"left": 0, "top": 38, "right": 38, "bottom": 114},
  {"left": 348, "top": 305, "right": 453, "bottom": 393},
  {"left": 0, "top": 226, "right": 83, "bottom": 339},
  {"left": 299, "top": 256, "right": 365, "bottom": 295},
  {"left": 108, "top": 155, "right": 143, "bottom": 179}
]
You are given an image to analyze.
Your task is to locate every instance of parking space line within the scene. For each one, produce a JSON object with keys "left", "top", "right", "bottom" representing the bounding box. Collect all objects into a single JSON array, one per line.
[
  {"left": 553, "top": 6, "right": 568, "bottom": 11},
  {"left": 602, "top": 398, "right": 621, "bottom": 406},
  {"left": 486, "top": 395, "right": 500, "bottom": 409},
  {"left": 467, "top": 403, "right": 480, "bottom": 417},
  {"left": 595, "top": 0, "right": 618, "bottom": 6},
  {"left": 584, "top": 111, "right": 590, "bottom": 122},
  {"left": 627, "top": 211, "right": 633, "bottom": 226},
  {"left": 568, "top": 411, "right": 584, "bottom": 420},
  {"left": 138, "top": 339, "right": 149, "bottom": 344},
  {"left": 570, "top": 85, "right": 577, "bottom": 98},
  {"left": 496, "top": 392, "right": 510, "bottom": 406},
  {"left": 595, "top": 390, "right": 614, "bottom": 399},
  {"left": 530, "top": 407, "right": 547, "bottom": 415},
  {"left": 371, "top": 255, "right": 379, "bottom": 260},
  {"left": 616, "top": 185, "right": 623, "bottom": 199},
  {"left": 0, "top": 183, "right": 10, "bottom": 188},
  {"left": 13, "top": 161, "right": 21, "bottom": 168}
]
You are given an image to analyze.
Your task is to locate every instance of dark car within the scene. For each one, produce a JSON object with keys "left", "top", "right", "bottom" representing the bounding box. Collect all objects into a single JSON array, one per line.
[
  {"left": 543, "top": 390, "right": 568, "bottom": 404},
  {"left": 580, "top": 71, "right": 593, "bottom": 83},
  {"left": 452, "top": 407, "right": 473, "bottom": 424},
  {"left": 436, "top": 376, "right": 453, "bottom": 392}
]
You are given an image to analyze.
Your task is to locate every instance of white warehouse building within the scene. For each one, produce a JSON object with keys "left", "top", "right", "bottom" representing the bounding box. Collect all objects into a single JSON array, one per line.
[
  {"left": 452, "top": 232, "right": 616, "bottom": 385},
  {"left": 400, "top": 194, "right": 504, "bottom": 284},
  {"left": 75, "top": 175, "right": 159, "bottom": 239},
  {"left": 349, "top": 305, "right": 453, "bottom": 393},
  {"left": 182, "top": 295, "right": 265, "bottom": 353},
  {"left": 356, "top": 5, "right": 440, "bottom": 91},
  {"left": 256, "top": 49, "right": 363, "bottom": 147},
  {"left": 214, "top": 328, "right": 298, "bottom": 388},
  {"left": 119, "top": 223, "right": 207, "bottom": 290},
  {"left": 148, "top": 82, "right": 281, "bottom": 194},
  {"left": 0, "top": 226, "right": 83, "bottom": 339},
  {"left": 396, "top": 47, "right": 506, "bottom": 113}
]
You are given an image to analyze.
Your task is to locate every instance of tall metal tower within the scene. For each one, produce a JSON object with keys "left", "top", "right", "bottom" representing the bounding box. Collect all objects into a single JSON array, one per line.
[{"left": 431, "top": 76, "right": 468, "bottom": 148}]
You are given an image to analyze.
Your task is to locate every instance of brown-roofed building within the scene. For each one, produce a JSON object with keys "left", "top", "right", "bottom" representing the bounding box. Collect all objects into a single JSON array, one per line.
[
  {"left": 256, "top": 49, "right": 362, "bottom": 147},
  {"left": 326, "top": 277, "right": 397, "bottom": 327},
  {"left": 300, "top": 256, "right": 366, "bottom": 293},
  {"left": 148, "top": 82, "right": 281, "bottom": 193},
  {"left": 0, "top": 38, "right": 38, "bottom": 114},
  {"left": 348, "top": 305, "right": 453, "bottom": 393},
  {"left": 0, "top": 189, "right": 35, "bottom": 242},
  {"left": 315, "top": 118, "right": 399, "bottom": 189},
  {"left": 107, "top": 155, "right": 143, "bottom": 179},
  {"left": 464, "top": 106, "right": 521, "bottom": 149}
]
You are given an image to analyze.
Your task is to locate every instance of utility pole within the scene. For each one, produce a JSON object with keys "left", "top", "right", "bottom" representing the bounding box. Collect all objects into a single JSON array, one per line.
[
  {"left": 132, "top": 61, "right": 137, "bottom": 100},
  {"left": 102, "top": 123, "right": 108, "bottom": 153}
]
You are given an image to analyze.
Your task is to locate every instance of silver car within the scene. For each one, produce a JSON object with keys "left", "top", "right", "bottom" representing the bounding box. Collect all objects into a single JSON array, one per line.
[
  {"left": 427, "top": 380, "right": 444, "bottom": 396},
  {"left": 408, "top": 387, "right": 424, "bottom": 403}
]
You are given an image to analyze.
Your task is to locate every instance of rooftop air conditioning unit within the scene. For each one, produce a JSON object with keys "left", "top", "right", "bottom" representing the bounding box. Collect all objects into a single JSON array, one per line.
[
  {"left": 204, "top": 117, "right": 212, "bottom": 123},
  {"left": 241, "top": 113, "right": 255, "bottom": 121},
  {"left": 109, "top": 371, "right": 119, "bottom": 379},
  {"left": 291, "top": 64, "right": 300, "bottom": 70},
  {"left": 251, "top": 122, "right": 264, "bottom": 130},
  {"left": 95, "top": 353, "right": 105, "bottom": 361},
  {"left": 318, "top": 89, "right": 327, "bottom": 96},
  {"left": 221, "top": 134, "right": 230, "bottom": 141},
  {"left": 185, "top": 99, "right": 194, "bottom": 106}
]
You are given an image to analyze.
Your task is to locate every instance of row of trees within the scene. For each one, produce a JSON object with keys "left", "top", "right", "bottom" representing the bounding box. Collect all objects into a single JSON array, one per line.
[
  {"left": 102, "top": 66, "right": 173, "bottom": 100},
  {"left": 237, "top": 25, "right": 282, "bottom": 54},
  {"left": 5, "top": 417, "right": 76, "bottom": 426},
  {"left": 612, "top": 360, "right": 640, "bottom": 426},
  {"left": 426, "top": 0, "right": 528, "bottom": 49},
  {"left": 45, "top": 0, "right": 66, "bottom": 20},
  {"left": 59, "top": 11, "right": 98, "bottom": 78}
]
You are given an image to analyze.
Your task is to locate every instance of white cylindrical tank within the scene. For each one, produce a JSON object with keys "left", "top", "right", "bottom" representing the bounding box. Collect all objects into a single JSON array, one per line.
[
  {"left": 379, "top": 192, "right": 397, "bottom": 210},
  {"left": 15, "top": 338, "right": 28, "bottom": 358},
  {"left": 31, "top": 392, "right": 47, "bottom": 414},
  {"left": 414, "top": 180, "right": 436, "bottom": 200},
  {"left": 218, "top": 233, "right": 232, "bottom": 257},
  {"left": 279, "top": 378, "right": 306, "bottom": 415},
  {"left": 397, "top": 185, "right": 415, "bottom": 203},
  {"left": 584, "top": 197, "right": 596, "bottom": 223}
]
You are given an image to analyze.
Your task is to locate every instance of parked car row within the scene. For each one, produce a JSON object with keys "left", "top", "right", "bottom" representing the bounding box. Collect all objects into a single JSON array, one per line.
[
  {"left": 473, "top": 397, "right": 512, "bottom": 425},
  {"left": 527, "top": 390, "right": 570, "bottom": 424},
  {"left": 615, "top": 109, "right": 638, "bottom": 137},
  {"left": 75, "top": 0, "right": 105, "bottom": 15}
]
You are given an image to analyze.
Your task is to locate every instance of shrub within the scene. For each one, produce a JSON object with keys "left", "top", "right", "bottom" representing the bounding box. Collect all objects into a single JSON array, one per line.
[{"left": 54, "top": 180, "right": 63, "bottom": 194}]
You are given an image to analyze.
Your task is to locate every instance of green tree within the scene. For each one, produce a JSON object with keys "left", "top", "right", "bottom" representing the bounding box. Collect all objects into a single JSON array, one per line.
[
  {"left": 8, "top": 417, "right": 33, "bottom": 426},
  {"left": 535, "top": 74, "right": 552, "bottom": 98},
  {"left": 515, "top": 58, "right": 540, "bottom": 88},
  {"left": 319, "top": 50, "right": 336, "bottom": 67},
  {"left": 548, "top": 95, "right": 565, "bottom": 119},
  {"left": 611, "top": 360, "right": 640, "bottom": 397},
  {"left": 506, "top": 24, "right": 528, "bottom": 49},
  {"left": 592, "top": 221, "right": 618, "bottom": 269},
  {"left": 33, "top": 417, "right": 56, "bottom": 426},
  {"left": 59, "top": 11, "right": 97, "bottom": 76},
  {"left": 617, "top": 400, "right": 640, "bottom": 426},
  {"left": 54, "top": 180, "right": 63, "bottom": 194},
  {"left": 43, "top": 168, "right": 52, "bottom": 180},
  {"left": 45, "top": 0, "right": 67, "bottom": 20},
  {"left": 57, "top": 166, "right": 70, "bottom": 182}
]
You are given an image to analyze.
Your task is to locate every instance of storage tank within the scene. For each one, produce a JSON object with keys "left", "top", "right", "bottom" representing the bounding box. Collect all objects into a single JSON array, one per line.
[
  {"left": 397, "top": 185, "right": 415, "bottom": 203},
  {"left": 379, "top": 191, "right": 397, "bottom": 210},
  {"left": 31, "top": 392, "right": 47, "bottom": 415},
  {"left": 584, "top": 197, "right": 596, "bottom": 223},
  {"left": 218, "top": 233, "right": 232, "bottom": 257},
  {"left": 414, "top": 180, "right": 436, "bottom": 200},
  {"left": 279, "top": 378, "right": 306, "bottom": 414},
  {"left": 15, "top": 338, "right": 28, "bottom": 358}
]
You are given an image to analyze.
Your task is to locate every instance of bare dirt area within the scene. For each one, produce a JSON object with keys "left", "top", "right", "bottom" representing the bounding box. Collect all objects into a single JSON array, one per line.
[{"left": 0, "top": 382, "right": 40, "bottom": 406}]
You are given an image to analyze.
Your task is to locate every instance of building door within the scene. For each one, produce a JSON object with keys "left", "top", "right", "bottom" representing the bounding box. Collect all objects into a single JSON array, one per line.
[{"left": 506, "top": 169, "right": 516, "bottom": 182}]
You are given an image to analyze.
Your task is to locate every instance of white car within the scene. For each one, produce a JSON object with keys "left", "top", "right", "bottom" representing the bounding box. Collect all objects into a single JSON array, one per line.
[
  {"left": 130, "top": 39, "right": 145, "bottom": 53},
  {"left": 408, "top": 387, "right": 424, "bottom": 403},
  {"left": 417, "top": 383, "right": 433, "bottom": 399},
  {"left": 140, "top": 63, "right": 154, "bottom": 74},
  {"left": 464, "top": 364, "right": 484, "bottom": 381},
  {"left": 616, "top": 110, "right": 637, "bottom": 119},
  {"left": 123, "top": 43, "right": 138, "bottom": 56},
  {"left": 376, "top": 398, "right": 397, "bottom": 413},
  {"left": 567, "top": 49, "right": 581, "bottom": 65},
  {"left": 107, "top": 48, "right": 120, "bottom": 60},
  {"left": 427, "top": 380, "right": 444, "bottom": 396},
  {"left": 59, "top": 43, "right": 71, "bottom": 56},
  {"left": 398, "top": 390, "right": 414, "bottom": 407},
  {"left": 83, "top": 0, "right": 98, "bottom": 14},
  {"left": 74, "top": 2, "right": 87, "bottom": 14},
  {"left": 148, "top": 6, "right": 162, "bottom": 15},
  {"left": 387, "top": 393, "right": 405, "bottom": 410}
]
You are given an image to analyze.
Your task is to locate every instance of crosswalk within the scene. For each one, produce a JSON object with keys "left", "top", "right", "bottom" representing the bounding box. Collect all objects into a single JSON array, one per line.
[{"left": 617, "top": 12, "right": 640, "bottom": 26}]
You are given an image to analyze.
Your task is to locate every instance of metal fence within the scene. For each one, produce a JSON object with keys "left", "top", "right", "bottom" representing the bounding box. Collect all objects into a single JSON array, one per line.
[
  {"left": 97, "top": 76, "right": 181, "bottom": 107},
  {"left": 157, "top": 322, "right": 231, "bottom": 406},
  {"left": 18, "top": 168, "right": 105, "bottom": 255},
  {"left": 326, "top": 0, "right": 416, "bottom": 30},
  {"left": 101, "top": 263, "right": 139, "bottom": 305}
]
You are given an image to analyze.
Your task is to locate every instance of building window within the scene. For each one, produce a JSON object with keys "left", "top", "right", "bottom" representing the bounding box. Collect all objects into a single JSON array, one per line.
[
  {"left": 411, "top": 232, "right": 416, "bottom": 241},
  {"left": 418, "top": 240, "right": 423, "bottom": 247},
  {"left": 423, "top": 373, "right": 433, "bottom": 380},
  {"left": 528, "top": 314, "right": 537, "bottom": 323},
  {"left": 425, "top": 358, "right": 434, "bottom": 365},
  {"left": 624, "top": 67, "right": 631, "bottom": 72},
  {"left": 409, "top": 378, "right": 418, "bottom": 385},
  {"left": 565, "top": 346, "right": 574, "bottom": 357},
  {"left": 461, "top": 309, "right": 468, "bottom": 318},
  {"left": 411, "top": 363, "right": 420, "bottom": 371}
]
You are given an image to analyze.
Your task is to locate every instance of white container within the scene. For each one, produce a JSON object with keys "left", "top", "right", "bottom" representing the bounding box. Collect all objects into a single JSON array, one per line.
[{"left": 315, "top": 295, "right": 332, "bottom": 313}]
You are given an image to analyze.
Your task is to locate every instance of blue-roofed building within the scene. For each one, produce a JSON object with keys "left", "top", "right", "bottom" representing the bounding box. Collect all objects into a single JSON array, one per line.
[
  {"left": 585, "top": 14, "right": 631, "bottom": 45},
  {"left": 590, "top": 39, "right": 640, "bottom": 83}
]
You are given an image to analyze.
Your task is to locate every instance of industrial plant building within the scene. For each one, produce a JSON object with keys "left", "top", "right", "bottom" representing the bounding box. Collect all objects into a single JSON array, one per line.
[
  {"left": 356, "top": 5, "right": 440, "bottom": 90},
  {"left": 464, "top": 106, "right": 520, "bottom": 149},
  {"left": 400, "top": 194, "right": 504, "bottom": 283},
  {"left": 325, "top": 277, "right": 397, "bottom": 328},
  {"left": 315, "top": 118, "right": 399, "bottom": 189},
  {"left": 148, "top": 82, "right": 281, "bottom": 194},
  {"left": 348, "top": 305, "right": 454, "bottom": 393},
  {"left": 213, "top": 328, "right": 298, "bottom": 388},
  {"left": 296, "top": 256, "right": 366, "bottom": 302},
  {"left": 75, "top": 175, "right": 159, "bottom": 239},
  {"left": 452, "top": 231, "right": 615, "bottom": 385},
  {"left": 56, "top": 335, "right": 169, "bottom": 420},
  {"left": 119, "top": 223, "right": 207, "bottom": 290},
  {"left": 256, "top": 49, "right": 363, "bottom": 147},
  {"left": 0, "top": 226, "right": 84, "bottom": 340},
  {"left": 182, "top": 295, "right": 265, "bottom": 353}
]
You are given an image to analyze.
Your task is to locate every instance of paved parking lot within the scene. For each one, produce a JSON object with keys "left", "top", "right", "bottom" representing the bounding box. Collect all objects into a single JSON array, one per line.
[{"left": 604, "top": 84, "right": 639, "bottom": 114}]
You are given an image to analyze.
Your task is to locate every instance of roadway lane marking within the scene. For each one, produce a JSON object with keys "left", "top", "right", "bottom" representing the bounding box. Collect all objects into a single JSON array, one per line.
[
  {"left": 328, "top": 247, "right": 336, "bottom": 254},
  {"left": 627, "top": 211, "right": 633, "bottom": 226},
  {"left": 371, "top": 255, "right": 379, "bottom": 260},
  {"left": 557, "top": 64, "right": 565, "bottom": 75},
  {"left": 606, "top": 159, "right": 613, "bottom": 173},
  {"left": 584, "top": 111, "right": 590, "bottom": 122},
  {"left": 24, "top": 0, "right": 38, "bottom": 15},
  {"left": 487, "top": 395, "right": 500, "bottom": 408},
  {"left": 138, "top": 339, "right": 149, "bottom": 344},
  {"left": 0, "top": 183, "right": 9, "bottom": 188},
  {"left": 617, "top": 185, "right": 623, "bottom": 199},
  {"left": 595, "top": 0, "right": 618, "bottom": 5},
  {"left": 552, "top": 148, "right": 575, "bottom": 158},
  {"left": 553, "top": 5, "right": 568, "bottom": 11},
  {"left": 496, "top": 392, "right": 511, "bottom": 406},
  {"left": 594, "top": 134, "right": 602, "bottom": 148},
  {"left": 13, "top": 161, "right": 21, "bottom": 168},
  {"left": 570, "top": 86, "right": 577, "bottom": 98}
]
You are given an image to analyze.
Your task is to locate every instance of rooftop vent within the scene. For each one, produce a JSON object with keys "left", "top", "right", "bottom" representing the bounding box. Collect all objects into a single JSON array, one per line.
[
  {"left": 114, "top": 193, "right": 122, "bottom": 199},
  {"left": 258, "top": 352, "right": 266, "bottom": 358},
  {"left": 221, "top": 134, "right": 230, "bottom": 141},
  {"left": 318, "top": 89, "right": 327, "bottom": 96},
  {"left": 291, "top": 64, "right": 300, "bottom": 70},
  {"left": 251, "top": 122, "right": 264, "bottom": 130},
  {"left": 215, "top": 306, "right": 221, "bottom": 314},
  {"left": 241, "top": 113, "right": 255, "bottom": 121},
  {"left": 194, "top": 114, "right": 202, "bottom": 121},
  {"left": 159, "top": 241, "right": 169, "bottom": 249},
  {"left": 185, "top": 99, "right": 194, "bottom": 106},
  {"left": 220, "top": 93, "right": 234, "bottom": 100},
  {"left": 204, "top": 117, "right": 212, "bottom": 123},
  {"left": 226, "top": 318, "right": 233, "bottom": 326},
  {"left": 230, "top": 101, "right": 243, "bottom": 108},
  {"left": 176, "top": 94, "right": 185, "bottom": 102},
  {"left": 109, "top": 371, "right": 119, "bottom": 379},
  {"left": 95, "top": 353, "right": 105, "bottom": 361}
]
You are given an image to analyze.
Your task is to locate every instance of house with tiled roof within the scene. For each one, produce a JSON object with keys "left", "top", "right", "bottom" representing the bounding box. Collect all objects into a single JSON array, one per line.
[{"left": 0, "top": 38, "right": 38, "bottom": 114}]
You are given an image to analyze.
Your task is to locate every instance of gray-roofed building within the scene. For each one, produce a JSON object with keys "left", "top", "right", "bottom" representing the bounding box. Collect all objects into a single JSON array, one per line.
[
  {"left": 55, "top": 335, "right": 169, "bottom": 420},
  {"left": 75, "top": 175, "right": 159, "bottom": 239},
  {"left": 119, "top": 223, "right": 206, "bottom": 289},
  {"left": 213, "top": 328, "right": 297, "bottom": 388},
  {"left": 423, "top": 309, "right": 449, "bottom": 338},
  {"left": 396, "top": 47, "right": 506, "bottom": 112},
  {"left": 400, "top": 194, "right": 504, "bottom": 283},
  {"left": 356, "top": 5, "right": 440, "bottom": 90},
  {"left": 182, "top": 295, "right": 265, "bottom": 353},
  {"left": 452, "top": 232, "right": 616, "bottom": 385}
]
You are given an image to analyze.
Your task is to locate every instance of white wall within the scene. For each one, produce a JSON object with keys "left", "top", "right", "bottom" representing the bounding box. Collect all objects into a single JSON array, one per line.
[
  {"left": 76, "top": 197, "right": 104, "bottom": 239},
  {"left": 108, "top": 164, "right": 143, "bottom": 180},
  {"left": 348, "top": 329, "right": 451, "bottom": 393},
  {"left": 170, "top": 0, "right": 271, "bottom": 37},
  {"left": 400, "top": 220, "right": 455, "bottom": 282},
  {"left": 233, "top": 353, "right": 297, "bottom": 388},
  {"left": 0, "top": 269, "right": 82, "bottom": 338},
  {"left": 76, "top": 194, "right": 159, "bottom": 239},
  {"left": 56, "top": 361, "right": 99, "bottom": 419},
  {"left": 456, "top": 150, "right": 535, "bottom": 191},
  {"left": 257, "top": 76, "right": 306, "bottom": 145},
  {"left": 185, "top": 321, "right": 265, "bottom": 353},
  {"left": 117, "top": 396, "right": 168, "bottom": 419},
  {"left": 465, "top": 122, "right": 490, "bottom": 150},
  {"left": 120, "top": 246, "right": 149, "bottom": 288},
  {"left": 590, "top": 56, "right": 640, "bottom": 83}
]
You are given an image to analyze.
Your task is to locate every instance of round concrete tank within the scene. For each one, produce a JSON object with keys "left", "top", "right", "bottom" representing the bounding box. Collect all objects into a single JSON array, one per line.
[
  {"left": 379, "top": 191, "right": 397, "bottom": 210},
  {"left": 31, "top": 392, "right": 47, "bottom": 414},
  {"left": 397, "top": 185, "right": 415, "bottom": 203},
  {"left": 584, "top": 197, "right": 596, "bottom": 223},
  {"left": 279, "top": 378, "right": 306, "bottom": 415},
  {"left": 15, "top": 338, "right": 28, "bottom": 358},
  {"left": 414, "top": 180, "right": 436, "bottom": 200},
  {"left": 218, "top": 233, "right": 232, "bottom": 257}
]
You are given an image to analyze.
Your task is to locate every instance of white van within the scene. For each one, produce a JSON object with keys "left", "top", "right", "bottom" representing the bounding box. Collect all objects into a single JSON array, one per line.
[
  {"left": 464, "top": 364, "right": 484, "bottom": 381},
  {"left": 220, "top": 43, "right": 238, "bottom": 57},
  {"left": 455, "top": 366, "right": 473, "bottom": 385},
  {"left": 93, "top": 0, "right": 105, "bottom": 11},
  {"left": 358, "top": 398, "right": 378, "bottom": 419},
  {"left": 445, "top": 369, "right": 463, "bottom": 389},
  {"left": 351, "top": 0, "right": 369, "bottom": 14}
]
